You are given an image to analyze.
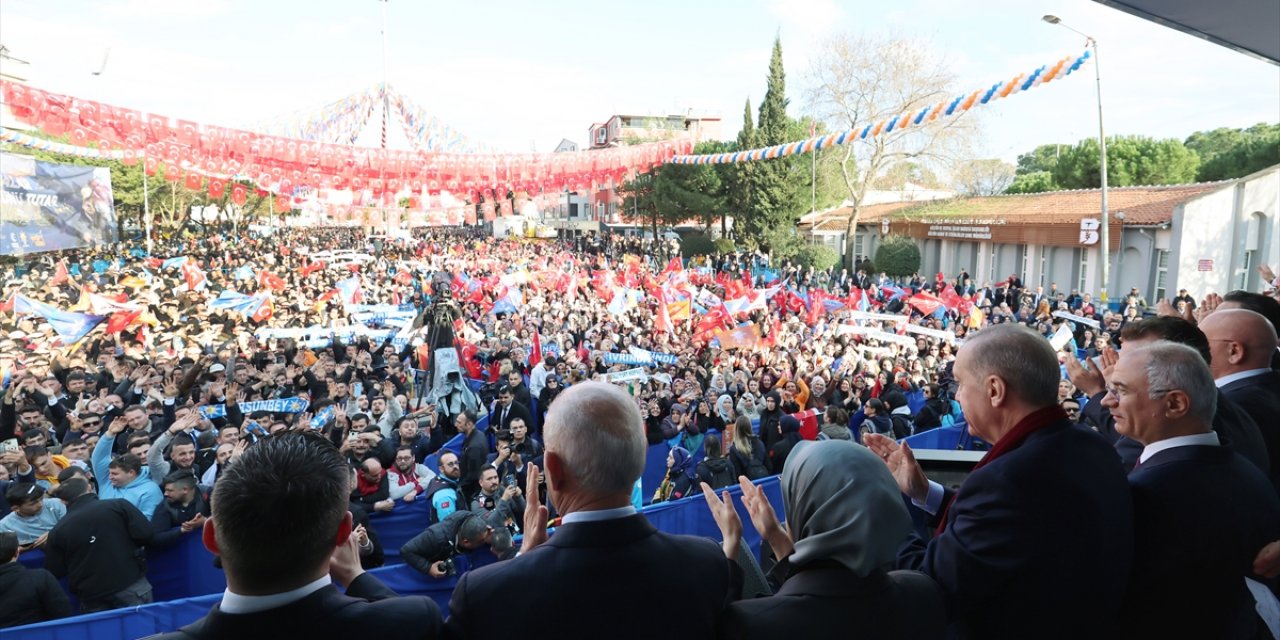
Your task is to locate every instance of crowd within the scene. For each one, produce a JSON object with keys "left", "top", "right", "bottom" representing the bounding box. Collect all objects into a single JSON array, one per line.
[{"left": 0, "top": 224, "right": 1279, "bottom": 637}]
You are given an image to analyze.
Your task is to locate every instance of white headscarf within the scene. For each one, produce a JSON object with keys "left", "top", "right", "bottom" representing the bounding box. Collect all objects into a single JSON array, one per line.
[{"left": 781, "top": 440, "right": 910, "bottom": 577}]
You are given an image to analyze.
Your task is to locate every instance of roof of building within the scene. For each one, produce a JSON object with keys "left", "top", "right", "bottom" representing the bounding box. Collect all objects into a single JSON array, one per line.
[{"left": 801, "top": 181, "right": 1240, "bottom": 231}]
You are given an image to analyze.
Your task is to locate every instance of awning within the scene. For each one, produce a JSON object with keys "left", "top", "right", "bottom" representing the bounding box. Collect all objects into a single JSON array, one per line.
[{"left": 1093, "top": 0, "right": 1280, "bottom": 64}]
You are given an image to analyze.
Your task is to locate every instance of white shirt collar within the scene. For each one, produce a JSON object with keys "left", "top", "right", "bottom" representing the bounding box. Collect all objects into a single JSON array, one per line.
[
  {"left": 218, "top": 575, "right": 331, "bottom": 615},
  {"left": 1215, "top": 368, "right": 1271, "bottom": 388},
  {"left": 560, "top": 505, "right": 637, "bottom": 525},
  {"left": 1138, "top": 431, "right": 1220, "bottom": 465}
]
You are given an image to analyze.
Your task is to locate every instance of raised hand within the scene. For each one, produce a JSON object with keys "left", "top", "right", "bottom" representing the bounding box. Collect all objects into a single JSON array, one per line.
[
  {"left": 736, "top": 476, "right": 792, "bottom": 560},
  {"left": 700, "top": 482, "right": 742, "bottom": 559},
  {"left": 863, "top": 433, "right": 930, "bottom": 504},
  {"left": 1064, "top": 356, "right": 1105, "bottom": 397},
  {"left": 519, "top": 462, "right": 549, "bottom": 554}
]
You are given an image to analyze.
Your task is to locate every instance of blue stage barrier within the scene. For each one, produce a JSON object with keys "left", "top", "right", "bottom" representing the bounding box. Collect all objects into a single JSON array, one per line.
[
  {"left": 902, "top": 421, "right": 988, "bottom": 451},
  {"left": 6, "top": 476, "right": 787, "bottom": 639}
]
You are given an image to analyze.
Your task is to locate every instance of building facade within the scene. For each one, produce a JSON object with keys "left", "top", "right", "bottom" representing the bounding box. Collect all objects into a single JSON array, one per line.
[{"left": 799, "top": 165, "right": 1279, "bottom": 300}]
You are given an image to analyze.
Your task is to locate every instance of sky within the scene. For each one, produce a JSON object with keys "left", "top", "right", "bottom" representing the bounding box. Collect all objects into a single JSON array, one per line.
[{"left": 1, "top": 0, "right": 1277, "bottom": 166}]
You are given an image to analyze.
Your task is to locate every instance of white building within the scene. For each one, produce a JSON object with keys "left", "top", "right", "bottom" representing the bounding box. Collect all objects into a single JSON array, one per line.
[{"left": 800, "top": 165, "right": 1279, "bottom": 301}]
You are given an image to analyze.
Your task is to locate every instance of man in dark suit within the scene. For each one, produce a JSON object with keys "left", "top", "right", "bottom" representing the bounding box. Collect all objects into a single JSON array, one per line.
[
  {"left": 489, "top": 386, "right": 534, "bottom": 434},
  {"left": 1200, "top": 308, "right": 1280, "bottom": 488},
  {"left": 1104, "top": 341, "right": 1280, "bottom": 637},
  {"left": 147, "top": 433, "right": 441, "bottom": 640},
  {"left": 456, "top": 410, "right": 488, "bottom": 505},
  {"left": 866, "top": 324, "right": 1133, "bottom": 639},
  {"left": 1066, "top": 316, "right": 1270, "bottom": 476},
  {"left": 443, "top": 381, "right": 741, "bottom": 639}
]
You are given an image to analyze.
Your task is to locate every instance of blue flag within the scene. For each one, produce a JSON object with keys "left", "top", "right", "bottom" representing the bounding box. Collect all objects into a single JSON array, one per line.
[{"left": 13, "top": 295, "right": 105, "bottom": 341}]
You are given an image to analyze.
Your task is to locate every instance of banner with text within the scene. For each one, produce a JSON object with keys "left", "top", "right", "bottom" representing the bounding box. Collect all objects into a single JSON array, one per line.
[{"left": 1, "top": 153, "right": 118, "bottom": 255}]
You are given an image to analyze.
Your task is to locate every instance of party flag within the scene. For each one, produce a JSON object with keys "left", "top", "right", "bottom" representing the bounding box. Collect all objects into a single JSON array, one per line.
[{"left": 12, "top": 294, "right": 105, "bottom": 341}]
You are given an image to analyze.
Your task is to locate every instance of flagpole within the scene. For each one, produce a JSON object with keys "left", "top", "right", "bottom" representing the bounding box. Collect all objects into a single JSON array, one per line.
[{"left": 143, "top": 167, "right": 152, "bottom": 255}]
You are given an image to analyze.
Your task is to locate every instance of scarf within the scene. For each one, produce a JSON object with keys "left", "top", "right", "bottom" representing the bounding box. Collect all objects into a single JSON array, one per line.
[
  {"left": 936, "top": 404, "right": 1067, "bottom": 535},
  {"left": 356, "top": 470, "right": 384, "bottom": 497},
  {"left": 391, "top": 464, "right": 424, "bottom": 493}
]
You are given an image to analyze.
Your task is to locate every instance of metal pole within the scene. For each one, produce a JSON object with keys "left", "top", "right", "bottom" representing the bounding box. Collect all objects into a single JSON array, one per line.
[
  {"left": 1093, "top": 38, "right": 1110, "bottom": 304},
  {"left": 143, "top": 168, "right": 152, "bottom": 254},
  {"left": 380, "top": 0, "right": 390, "bottom": 150}
]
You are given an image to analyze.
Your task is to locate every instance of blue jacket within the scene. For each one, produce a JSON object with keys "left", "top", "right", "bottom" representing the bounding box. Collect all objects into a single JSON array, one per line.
[
  {"left": 91, "top": 433, "right": 164, "bottom": 519},
  {"left": 897, "top": 419, "right": 1133, "bottom": 639}
]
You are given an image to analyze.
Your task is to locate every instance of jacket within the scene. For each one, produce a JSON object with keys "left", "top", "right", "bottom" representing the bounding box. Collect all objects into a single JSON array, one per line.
[
  {"left": 91, "top": 432, "right": 165, "bottom": 519},
  {"left": 44, "top": 494, "right": 154, "bottom": 600},
  {"left": 0, "top": 561, "right": 72, "bottom": 629},
  {"left": 144, "top": 572, "right": 440, "bottom": 640},
  {"left": 400, "top": 510, "right": 473, "bottom": 576}
]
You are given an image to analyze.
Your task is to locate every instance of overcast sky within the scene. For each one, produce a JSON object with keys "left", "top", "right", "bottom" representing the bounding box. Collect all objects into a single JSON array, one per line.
[{"left": 2, "top": 0, "right": 1276, "bottom": 163}]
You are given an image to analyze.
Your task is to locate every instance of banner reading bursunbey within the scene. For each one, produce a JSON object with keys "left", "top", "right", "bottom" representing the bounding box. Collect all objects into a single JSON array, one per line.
[{"left": 1, "top": 153, "right": 118, "bottom": 255}]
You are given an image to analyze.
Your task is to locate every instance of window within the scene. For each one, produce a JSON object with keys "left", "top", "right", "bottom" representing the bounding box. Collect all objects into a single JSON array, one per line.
[
  {"left": 854, "top": 234, "right": 864, "bottom": 260},
  {"left": 1153, "top": 250, "right": 1169, "bottom": 301},
  {"left": 989, "top": 245, "right": 998, "bottom": 286},
  {"left": 1039, "top": 245, "right": 1049, "bottom": 288},
  {"left": 1078, "top": 248, "right": 1089, "bottom": 293},
  {"left": 1020, "top": 245, "right": 1030, "bottom": 283},
  {"left": 1239, "top": 250, "right": 1254, "bottom": 291}
]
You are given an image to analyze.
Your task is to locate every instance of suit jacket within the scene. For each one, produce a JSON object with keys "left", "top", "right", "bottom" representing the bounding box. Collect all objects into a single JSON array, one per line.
[
  {"left": 896, "top": 420, "right": 1133, "bottom": 639},
  {"left": 1220, "top": 371, "right": 1280, "bottom": 488},
  {"left": 1082, "top": 388, "right": 1271, "bottom": 477},
  {"left": 490, "top": 400, "right": 534, "bottom": 433},
  {"left": 719, "top": 564, "right": 945, "bottom": 640},
  {"left": 444, "top": 513, "right": 741, "bottom": 640},
  {"left": 1121, "top": 444, "right": 1280, "bottom": 638},
  {"left": 145, "top": 572, "right": 441, "bottom": 640}
]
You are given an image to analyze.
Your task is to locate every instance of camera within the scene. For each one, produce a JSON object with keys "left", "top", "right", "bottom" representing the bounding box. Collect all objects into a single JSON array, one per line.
[
  {"left": 437, "top": 557, "right": 457, "bottom": 578},
  {"left": 494, "top": 429, "right": 514, "bottom": 443}
]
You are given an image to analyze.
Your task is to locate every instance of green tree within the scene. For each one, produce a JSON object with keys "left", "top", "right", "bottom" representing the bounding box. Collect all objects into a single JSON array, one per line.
[
  {"left": 1187, "top": 123, "right": 1280, "bottom": 181},
  {"left": 1052, "top": 136, "right": 1199, "bottom": 189},
  {"left": 616, "top": 173, "right": 660, "bottom": 237},
  {"left": 653, "top": 140, "right": 729, "bottom": 232},
  {"left": 679, "top": 233, "right": 716, "bottom": 258},
  {"left": 742, "top": 36, "right": 808, "bottom": 250},
  {"left": 724, "top": 99, "right": 756, "bottom": 238},
  {"left": 1015, "top": 144, "right": 1066, "bottom": 175},
  {"left": 793, "top": 243, "right": 840, "bottom": 270},
  {"left": 1004, "top": 171, "right": 1058, "bottom": 194},
  {"left": 874, "top": 235, "right": 921, "bottom": 277}
]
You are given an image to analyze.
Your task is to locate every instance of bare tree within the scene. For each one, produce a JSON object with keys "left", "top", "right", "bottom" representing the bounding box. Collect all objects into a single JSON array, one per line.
[
  {"left": 953, "top": 159, "right": 1016, "bottom": 195},
  {"left": 805, "top": 33, "right": 978, "bottom": 265}
]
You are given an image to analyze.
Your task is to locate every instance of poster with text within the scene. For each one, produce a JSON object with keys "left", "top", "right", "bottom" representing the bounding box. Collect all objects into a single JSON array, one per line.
[{"left": 1, "top": 153, "right": 118, "bottom": 255}]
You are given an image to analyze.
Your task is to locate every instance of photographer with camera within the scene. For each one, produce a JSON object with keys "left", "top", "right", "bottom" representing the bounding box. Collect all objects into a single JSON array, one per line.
[
  {"left": 470, "top": 465, "right": 524, "bottom": 532},
  {"left": 400, "top": 511, "right": 494, "bottom": 579}
]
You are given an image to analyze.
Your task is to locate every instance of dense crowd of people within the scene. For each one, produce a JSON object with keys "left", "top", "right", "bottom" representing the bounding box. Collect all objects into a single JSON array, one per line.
[{"left": 0, "top": 224, "right": 1279, "bottom": 637}]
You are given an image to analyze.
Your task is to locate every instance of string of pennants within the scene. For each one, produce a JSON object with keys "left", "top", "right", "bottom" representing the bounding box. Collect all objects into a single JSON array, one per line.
[
  {"left": 669, "top": 50, "right": 1091, "bottom": 165},
  {"left": 0, "top": 79, "right": 691, "bottom": 207}
]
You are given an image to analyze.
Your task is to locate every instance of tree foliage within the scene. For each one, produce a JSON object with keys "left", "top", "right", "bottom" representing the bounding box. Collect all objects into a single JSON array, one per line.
[
  {"left": 874, "top": 235, "right": 921, "bottom": 277},
  {"left": 1015, "top": 144, "right": 1065, "bottom": 176},
  {"left": 1052, "top": 136, "right": 1199, "bottom": 189},
  {"left": 679, "top": 233, "right": 717, "bottom": 258},
  {"left": 1004, "top": 171, "right": 1058, "bottom": 194},
  {"left": 739, "top": 37, "right": 808, "bottom": 249},
  {"left": 1186, "top": 123, "right": 1280, "bottom": 181},
  {"left": 793, "top": 243, "right": 840, "bottom": 270}
]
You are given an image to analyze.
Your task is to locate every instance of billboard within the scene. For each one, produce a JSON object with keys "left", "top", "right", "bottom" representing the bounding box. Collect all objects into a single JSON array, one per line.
[{"left": 0, "top": 153, "right": 118, "bottom": 255}]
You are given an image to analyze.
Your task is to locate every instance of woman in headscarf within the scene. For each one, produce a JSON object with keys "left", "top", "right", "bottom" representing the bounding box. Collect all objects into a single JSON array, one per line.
[
  {"left": 736, "top": 393, "right": 761, "bottom": 421},
  {"left": 652, "top": 446, "right": 696, "bottom": 503},
  {"left": 716, "top": 394, "right": 737, "bottom": 427},
  {"left": 701, "top": 440, "right": 945, "bottom": 639},
  {"left": 767, "top": 415, "right": 802, "bottom": 475}
]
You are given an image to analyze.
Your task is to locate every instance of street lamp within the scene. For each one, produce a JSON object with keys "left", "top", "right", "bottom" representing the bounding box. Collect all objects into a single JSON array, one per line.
[{"left": 1044, "top": 14, "right": 1110, "bottom": 303}]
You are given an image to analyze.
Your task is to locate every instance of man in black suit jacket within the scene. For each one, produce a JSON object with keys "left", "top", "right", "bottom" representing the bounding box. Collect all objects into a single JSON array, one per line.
[
  {"left": 147, "top": 433, "right": 441, "bottom": 640},
  {"left": 867, "top": 324, "right": 1133, "bottom": 639},
  {"left": 456, "top": 410, "right": 488, "bottom": 504},
  {"left": 489, "top": 386, "right": 534, "bottom": 434},
  {"left": 443, "top": 381, "right": 741, "bottom": 640},
  {"left": 1067, "top": 316, "right": 1271, "bottom": 476},
  {"left": 1201, "top": 308, "right": 1280, "bottom": 489},
  {"left": 1104, "top": 341, "right": 1280, "bottom": 637}
]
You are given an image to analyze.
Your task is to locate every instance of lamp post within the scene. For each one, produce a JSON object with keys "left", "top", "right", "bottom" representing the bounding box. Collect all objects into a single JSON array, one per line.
[{"left": 1044, "top": 14, "right": 1110, "bottom": 303}]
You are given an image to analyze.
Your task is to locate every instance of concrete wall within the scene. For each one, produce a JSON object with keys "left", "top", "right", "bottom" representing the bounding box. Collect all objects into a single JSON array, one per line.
[{"left": 1170, "top": 167, "right": 1278, "bottom": 297}]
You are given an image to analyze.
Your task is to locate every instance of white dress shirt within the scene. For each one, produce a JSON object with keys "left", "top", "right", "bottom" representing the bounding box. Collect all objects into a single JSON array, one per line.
[
  {"left": 1214, "top": 368, "right": 1271, "bottom": 389},
  {"left": 219, "top": 575, "right": 331, "bottom": 615},
  {"left": 560, "top": 505, "right": 637, "bottom": 525},
  {"left": 1138, "top": 432, "right": 1220, "bottom": 465}
]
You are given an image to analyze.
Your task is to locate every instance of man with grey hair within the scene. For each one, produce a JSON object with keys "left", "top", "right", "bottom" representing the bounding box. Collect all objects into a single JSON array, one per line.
[
  {"left": 1103, "top": 341, "right": 1280, "bottom": 637},
  {"left": 443, "top": 381, "right": 741, "bottom": 638},
  {"left": 866, "top": 324, "right": 1133, "bottom": 639}
]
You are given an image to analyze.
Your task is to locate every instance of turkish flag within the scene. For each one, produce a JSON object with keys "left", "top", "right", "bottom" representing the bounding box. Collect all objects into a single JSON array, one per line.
[
  {"left": 231, "top": 184, "right": 248, "bottom": 206},
  {"left": 251, "top": 297, "right": 273, "bottom": 323},
  {"left": 257, "top": 269, "right": 286, "bottom": 291},
  {"left": 208, "top": 178, "right": 227, "bottom": 199},
  {"left": 299, "top": 261, "right": 326, "bottom": 277},
  {"left": 184, "top": 171, "right": 202, "bottom": 191},
  {"left": 176, "top": 120, "right": 198, "bottom": 146},
  {"left": 50, "top": 261, "right": 70, "bottom": 286},
  {"left": 181, "top": 261, "right": 206, "bottom": 291},
  {"left": 790, "top": 409, "right": 821, "bottom": 440},
  {"left": 275, "top": 195, "right": 291, "bottom": 212},
  {"left": 164, "top": 163, "right": 181, "bottom": 182},
  {"left": 529, "top": 332, "right": 543, "bottom": 368},
  {"left": 908, "top": 292, "right": 944, "bottom": 316},
  {"left": 106, "top": 309, "right": 143, "bottom": 334}
]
